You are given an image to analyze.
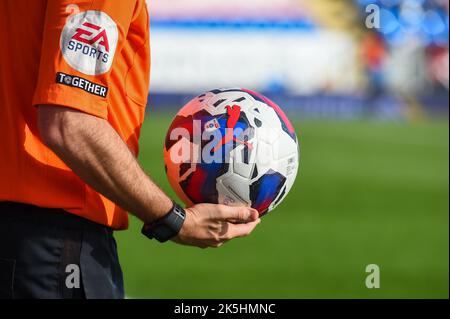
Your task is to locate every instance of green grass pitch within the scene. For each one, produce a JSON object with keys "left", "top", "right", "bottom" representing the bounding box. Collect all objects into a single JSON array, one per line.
[{"left": 115, "top": 114, "right": 449, "bottom": 298}]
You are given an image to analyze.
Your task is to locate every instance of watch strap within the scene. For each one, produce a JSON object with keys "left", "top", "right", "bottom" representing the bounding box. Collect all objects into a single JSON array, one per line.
[{"left": 141, "top": 202, "right": 186, "bottom": 243}]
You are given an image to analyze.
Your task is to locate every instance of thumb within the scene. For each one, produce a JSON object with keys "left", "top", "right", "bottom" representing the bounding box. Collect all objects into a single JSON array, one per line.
[{"left": 216, "top": 205, "right": 259, "bottom": 223}]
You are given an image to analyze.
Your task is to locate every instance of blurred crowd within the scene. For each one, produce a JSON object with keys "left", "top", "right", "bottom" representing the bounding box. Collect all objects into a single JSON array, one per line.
[
  {"left": 147, "top": 0, "right": 449, "bottom": 118},
  {"left": 357, "top": 0, "right": 448, "bottom": 100}
]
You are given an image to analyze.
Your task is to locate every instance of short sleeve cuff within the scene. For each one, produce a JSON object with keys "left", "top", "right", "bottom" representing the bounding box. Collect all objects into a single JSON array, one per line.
[{"left": 32, "top": 83, "right": 108, "bottom": 119}]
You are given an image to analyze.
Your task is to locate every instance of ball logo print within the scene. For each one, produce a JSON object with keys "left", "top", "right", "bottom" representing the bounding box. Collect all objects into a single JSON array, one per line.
[
  {"left": 60, "top": 10, "right": 118, "bottom": 76},
  {"left": 164, "top": 88, "right": 300, "bottom": 216},
  {"left": 204, "top": 118, "right": 220, "bottom": 132}
]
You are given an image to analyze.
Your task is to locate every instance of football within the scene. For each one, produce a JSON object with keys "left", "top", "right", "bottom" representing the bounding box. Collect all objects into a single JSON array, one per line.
[{"left": 164, "top": 88, "right": 300, "bottom": 216}]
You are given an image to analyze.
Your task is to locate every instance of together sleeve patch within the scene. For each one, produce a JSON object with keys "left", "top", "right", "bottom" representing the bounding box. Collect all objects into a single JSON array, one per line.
[{"left": 56, "top": 72, "right": 108, "bottom": 98}]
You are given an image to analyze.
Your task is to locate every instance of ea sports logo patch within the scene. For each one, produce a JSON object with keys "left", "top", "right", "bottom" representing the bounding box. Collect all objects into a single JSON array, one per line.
[{"left": 60, "top": 11, "right": 118, "bottom": 76}]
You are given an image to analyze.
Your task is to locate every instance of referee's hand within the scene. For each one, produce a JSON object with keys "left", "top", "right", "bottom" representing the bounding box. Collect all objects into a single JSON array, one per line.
[{"left": 172, "top": 204, "right": 261, "bottom": 249}]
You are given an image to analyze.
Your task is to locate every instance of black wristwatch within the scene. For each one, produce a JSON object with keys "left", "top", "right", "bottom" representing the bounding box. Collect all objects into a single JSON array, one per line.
[{"left": 141, "top": 202, "right": 186, "bottom": 243}]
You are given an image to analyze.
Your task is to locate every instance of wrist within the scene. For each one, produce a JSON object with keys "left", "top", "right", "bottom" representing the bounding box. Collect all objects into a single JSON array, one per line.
[
  {"left": 141, "top": 201, "right": 186, "bottom": 243},
  {"left": 142, "top": 196, "right": 173, "bottom": 224}
]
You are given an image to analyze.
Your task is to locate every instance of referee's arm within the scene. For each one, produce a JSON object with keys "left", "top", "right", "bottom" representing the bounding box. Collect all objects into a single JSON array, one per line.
[{"left": 38, "top": 105, "right": 261, "bottom": 248}]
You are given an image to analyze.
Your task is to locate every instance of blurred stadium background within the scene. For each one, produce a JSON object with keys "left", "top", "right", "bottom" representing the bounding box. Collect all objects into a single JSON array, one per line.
[{"left": 115, "top": 0, "right": 449, "bottom": 298}]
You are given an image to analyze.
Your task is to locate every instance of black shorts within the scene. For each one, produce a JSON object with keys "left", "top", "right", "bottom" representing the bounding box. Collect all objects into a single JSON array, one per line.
[{"left": 0, "top": 202, "right": 124, "bottom": 299}]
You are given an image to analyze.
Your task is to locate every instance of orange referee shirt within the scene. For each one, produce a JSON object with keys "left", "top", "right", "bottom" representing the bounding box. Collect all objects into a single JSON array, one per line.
[{"left": 0, "top": 0, "right": 150, "bottom": 229}]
